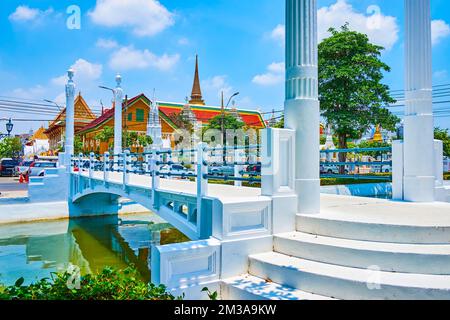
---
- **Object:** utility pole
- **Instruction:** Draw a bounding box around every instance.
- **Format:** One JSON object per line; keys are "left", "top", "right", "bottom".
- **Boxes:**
{"left": 123, "top": 95, "right": 129, "bottom": 150}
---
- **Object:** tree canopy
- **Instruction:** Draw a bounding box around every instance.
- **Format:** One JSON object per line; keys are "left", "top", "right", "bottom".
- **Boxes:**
{"left": 435, "top": 127, "right": 450, "bottom": 157}
{"left": 0, "top": 137, "right": 22, "bottom": 158}
{"left": 205, "top": 114, "right": 245, "bottom": 131}
{"left": 318, "top": 24, "right": 399, "bottom": 152}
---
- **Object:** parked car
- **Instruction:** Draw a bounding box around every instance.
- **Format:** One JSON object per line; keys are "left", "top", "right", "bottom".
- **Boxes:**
{"left": 371, "top": 164, "right": 392, "bottom": 173}
{"left": 159, "top": 164, "right": 194, "bottom": 178}
{"left": 0, "top": 159, "right": 20, "bottom": 177}
{"left": 320, "top": 164, "right": 349, "bottom": 175}
{"left": 15, "top": 160, "right": 33, "bottom": 176}
{"left": 26, "top": 161, "right": 57, "bottom": 177}
{"left": 208, "top": 165, "right": 235, "bottom": 176}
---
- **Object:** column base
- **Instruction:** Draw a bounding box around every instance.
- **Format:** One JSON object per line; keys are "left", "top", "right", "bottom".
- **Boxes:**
{"left": 404, "top": 176, "right": 435, "bottom": 202}
{"left": 295, "top": 178, "right": 320, "bottom": 214}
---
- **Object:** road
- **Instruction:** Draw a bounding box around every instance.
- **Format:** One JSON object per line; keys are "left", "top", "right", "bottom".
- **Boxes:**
{"left": 0, "top": 177, "right": 27, "bottom": 198}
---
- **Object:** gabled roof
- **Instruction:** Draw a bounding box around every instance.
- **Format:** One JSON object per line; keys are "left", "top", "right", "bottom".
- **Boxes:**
{"left": 77, "top": 93, "right": 150, "bottom": 134}
{"left": 157, "top": 102, "right": 266, "bottom": 129}
{"left": 45, "top": 94, "right": 96, "bottom": 134}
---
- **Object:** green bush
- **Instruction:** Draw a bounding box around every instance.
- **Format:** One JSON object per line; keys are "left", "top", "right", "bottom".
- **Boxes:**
{"left": 444, "top": 173, "right": 450, "bottom": 181}
{"left": 0, "top": 266, "right": 178, "bottom": 301}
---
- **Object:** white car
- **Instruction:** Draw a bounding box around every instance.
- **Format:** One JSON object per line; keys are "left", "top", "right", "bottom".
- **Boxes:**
{"left": 26, "top": 161, "right": 57, "bottom": 177}
{"left": 159, "top": 164, "right": 194, "bottom": 178}
{"left": 320, "top": 164, "right": 349, "bottom": 175}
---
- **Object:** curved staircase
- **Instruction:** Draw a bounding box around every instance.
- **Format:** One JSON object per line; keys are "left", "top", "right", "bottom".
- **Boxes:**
{"left": 223, "top": 197, "right": 450, "bottom": 300}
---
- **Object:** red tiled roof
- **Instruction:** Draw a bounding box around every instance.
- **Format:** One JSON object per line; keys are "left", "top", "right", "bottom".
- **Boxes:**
{"left": 78, "top": 93, "right": 148, "bottom": 133}
{"left": 158, "top": 103, "right": 266, "bottom": 129}
{"left": 78, "top": 94, "right": 266, "bottom": 134}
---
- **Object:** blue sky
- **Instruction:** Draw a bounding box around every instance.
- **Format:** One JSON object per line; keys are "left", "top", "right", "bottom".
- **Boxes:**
{"left": 0, "top": 0, "right": 449, "bottom": 134}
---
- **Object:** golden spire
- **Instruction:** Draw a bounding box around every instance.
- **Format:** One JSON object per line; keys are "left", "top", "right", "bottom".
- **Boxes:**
{"left": 189, "top": 54, "right": 205, "bottom": 105}
{"left": 373, "top": 125, "right": 383, "bottom": 142}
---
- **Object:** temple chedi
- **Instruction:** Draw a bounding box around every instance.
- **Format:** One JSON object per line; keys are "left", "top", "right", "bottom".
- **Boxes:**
{"left": 189, "top": 55, "right": 205, "bottom": 106}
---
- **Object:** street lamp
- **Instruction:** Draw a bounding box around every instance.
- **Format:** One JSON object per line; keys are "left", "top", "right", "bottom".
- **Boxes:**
{"left": 6, "top": 119, "right": 13, "bottom": 136}
{"left": 225, "top": 92, "right": 240, "bottom": 109}
{"left": 44, "top": 99, "right": 62, "bottom": 112}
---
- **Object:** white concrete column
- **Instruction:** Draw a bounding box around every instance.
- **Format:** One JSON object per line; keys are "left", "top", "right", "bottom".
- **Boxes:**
{"left": 403, "top": 0, "right": 435, "bottom": 202}
{"left": 114, "top": 75, "right": 123, "bottom": 156}
{"left": 65, "top": 69, "right": 75, "bottom": 168}
{"left": 284, "top": 0, "right": 320, "bottom": 213}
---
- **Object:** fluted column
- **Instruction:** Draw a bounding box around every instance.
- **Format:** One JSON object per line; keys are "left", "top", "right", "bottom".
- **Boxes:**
{"left": 114, "top": 75, "right": 123, "bottom": 156}
{"left": 403, "top": 0, "right": 435, "bottom": 202}
{"left": 65, "top": 69, "right": 75, "bottom": 168}
{"left": 284, "top": 0, "right": 320, "bottom": 213}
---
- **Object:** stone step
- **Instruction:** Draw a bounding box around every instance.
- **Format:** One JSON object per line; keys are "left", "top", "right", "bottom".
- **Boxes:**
{"left": 296, "top": 213, "right": 450, "bottom": 244}
{"left": 249, "top": 252, "right": 450, "bottom": 300}
{"left": 222, "top": 274, "right": 334, "bottom": 300}
{"left": 274, "top": 232, "right": 450, "bottom": 275}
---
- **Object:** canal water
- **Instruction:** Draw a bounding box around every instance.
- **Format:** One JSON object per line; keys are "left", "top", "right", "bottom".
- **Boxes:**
{"left": 0, "top": 213, "right": 189, "bottom": 286}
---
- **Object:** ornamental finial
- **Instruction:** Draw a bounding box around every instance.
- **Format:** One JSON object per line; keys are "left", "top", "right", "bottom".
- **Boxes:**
{"left": 68, "top": 68, "right": 74, "bottom": 81}
{"left": 115, "top": 74, "right": 122, "bottom": 87}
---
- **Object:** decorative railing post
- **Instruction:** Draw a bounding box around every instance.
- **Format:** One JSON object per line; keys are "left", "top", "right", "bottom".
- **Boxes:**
{"left": 123, "top": 150, "right": 130, "bottom": 190}
{"left": 196, "top": 143, "right": 208, "bottom": 237}
{"left": 151, "top": 149, "right": 161, "bottom": 208}
{"left": 103, "top": 152, "right": 110, "bottom": 185}
{"left": 261, "top": 128, "right": 297, "bottom": 234}
{"left": 89, "top": 152, "right": 95, "bottom": 179}
{"left": 234, "top": 147, "right": 244, "bottom": 187}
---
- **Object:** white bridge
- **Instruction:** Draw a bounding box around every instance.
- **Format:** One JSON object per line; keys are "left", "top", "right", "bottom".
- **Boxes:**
{"left": 33, "top": 0, "right": 450, "bottom": 299}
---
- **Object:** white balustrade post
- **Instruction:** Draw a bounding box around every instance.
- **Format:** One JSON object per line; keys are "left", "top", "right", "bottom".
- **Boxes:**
{"left": 65, "top": 69, "right": 75, "bottom": 170}
{"left": 435, "top": 140, "right": 444, "bottom": 187}
{"left": 77, "top": 153, "right": 83, "bottom": 177}
{"left": 123, "top": 151, "right": 130, "bottom": 189}
{"left": 145, "top": 153, "right": 152, "bottom": 176}
{"left": 392, "top": 140, "right": 404, "bottom": 200}
{"left": 196, "top": 143, "right": 209, "bottom": 235}
{"left": 261, "top": 128, "right": 297, "bottom": 233}
{"left": 403, "top": 0, "right": 435, "bottom": 202}
{"left": 103, "top": 152, "right": 110, "bottom": 184}
{"left": 284, "top": 0, "right": 320, "bottom": 213}
{"left": 89, "top": 152, "right": 95, "bottom": 179}
{"left": 234, "top": 148, "right": 244, "bottom": 187}
{"left": 151, "top": 149, "right": 161, "bottom": 208}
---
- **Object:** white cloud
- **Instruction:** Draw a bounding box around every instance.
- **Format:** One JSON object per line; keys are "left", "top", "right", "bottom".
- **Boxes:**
{"left": 202, "top": 76, "right": 234, "bottom": 101}
{"left": 109, "top": 46, "right": 180, "bottom": 71}
{"left": 270, "top": 24, "right": 285, "bottom": 45}
{"left": 10, "top": 85, "right": 46, "bottom": 100}
{"left": 432, "top": 20, "right": 450, "bottom": 45}
{"left": 9, "top": 5, "right": 53, "bottom": 23}
{"left": 89, "top": 0, "right": 174, "bottom": 37}
{"left": 96, "top": 38, "right": 119, "bottom": 49}
{"left": 51, "top": 59, "right": 103, "bottom": 86}
{"left": 252, "top": 62, "right": 285, "bottom": 86}
{"left": 269, "top": 0, "right": 399, "bottom": 51}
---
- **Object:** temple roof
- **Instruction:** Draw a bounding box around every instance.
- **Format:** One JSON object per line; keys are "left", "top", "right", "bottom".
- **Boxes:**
{"left": 77, "top": 93, "right": 266, "bottom": 134}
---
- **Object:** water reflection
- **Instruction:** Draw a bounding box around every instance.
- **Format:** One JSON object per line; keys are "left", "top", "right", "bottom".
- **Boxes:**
{"left": 0, "top": 213, "right": 189, "bottom": 286}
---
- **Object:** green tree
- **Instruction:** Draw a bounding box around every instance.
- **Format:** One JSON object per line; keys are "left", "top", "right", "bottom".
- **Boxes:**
{"left": 0, "top": 137, "right": 22, "bottom": 158}
{"left": 74, "top": 136, "right": 83, "bottom": 154}
{"left": 319, "top": 24, "right": 399, "bottom": 170}
{"left": 123, "top": 132, "right": 139, "bottom": 148}
{"left": 435, "top": 127, "right": 450, "bottom": 157}
{"left": 95, "top": 126, "right": 114, "bottom": 144}
{"left": 137, "top": 135, "right": 153, "bottom": 148}
{"left": 205, "top": 114, "right": 245, "bottom": 131}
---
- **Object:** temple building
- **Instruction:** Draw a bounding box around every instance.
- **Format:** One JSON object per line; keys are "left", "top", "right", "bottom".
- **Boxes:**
{"left": 45, "top": 94, "right": 96, "bottom": 151}
{"left": 75, "top": 56, "right": 266, "bottom": 154}
{"left": 23, "top": 126, "right": 50, "bottom": 157}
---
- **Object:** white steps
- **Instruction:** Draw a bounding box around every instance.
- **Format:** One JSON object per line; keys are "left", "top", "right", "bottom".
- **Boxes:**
{"left": 222, "top": 274, "right": 335, "bottom": 300}
{"left": 297, "top": 213, "right": 450, "bottom": 244}
{"left": 274, "top": 232, "right": 450, "bottom": 275}
{"left": 249, "top": 252, "right": 450, "bottom": 300}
